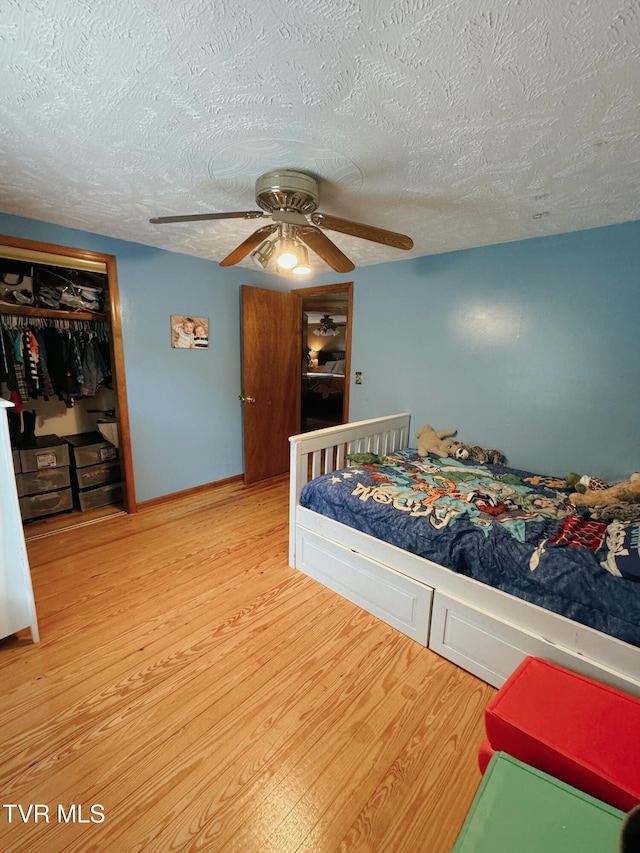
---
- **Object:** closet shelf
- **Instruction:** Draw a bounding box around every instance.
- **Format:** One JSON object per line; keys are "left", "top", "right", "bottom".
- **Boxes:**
{"left": 0, "top": 304, "right": 106, "bottom": 322}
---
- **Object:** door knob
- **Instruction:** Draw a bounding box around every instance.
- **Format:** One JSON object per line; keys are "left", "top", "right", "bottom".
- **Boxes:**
{"left": 238, "top": 395, "right": 256, "bottom": 403}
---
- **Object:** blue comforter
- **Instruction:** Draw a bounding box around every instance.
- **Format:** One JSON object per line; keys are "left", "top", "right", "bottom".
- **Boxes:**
{"left": 300, "top": 450, "right": 640, "bottom": 646}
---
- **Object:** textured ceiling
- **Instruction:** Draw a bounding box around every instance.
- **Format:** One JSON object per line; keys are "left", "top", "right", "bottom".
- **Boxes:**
{"left": 1, "top": 0, "right": 639, "bottom": 275}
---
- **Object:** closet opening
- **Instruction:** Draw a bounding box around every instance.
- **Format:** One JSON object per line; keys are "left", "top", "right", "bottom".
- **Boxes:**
{"left": 1, "top": 235, "right": 135, "bottom": 538}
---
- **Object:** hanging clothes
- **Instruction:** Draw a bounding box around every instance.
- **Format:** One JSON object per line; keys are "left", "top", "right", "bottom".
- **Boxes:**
{"left": 0, "top": 314, "right": 112, "bottom": 408}
{"left": 0, "top": 320, "right": 22, "bottom": 411}
{"left": 79, "top": 331, "right": 110, "bottom": 396}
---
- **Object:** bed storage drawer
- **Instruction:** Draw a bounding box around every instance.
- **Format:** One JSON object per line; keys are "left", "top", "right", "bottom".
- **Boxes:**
{"left": 428, "top": 591, "right": 640, "bottom": 696}
{"left": 295, "top": 527, "right": 432, "bottom": 644}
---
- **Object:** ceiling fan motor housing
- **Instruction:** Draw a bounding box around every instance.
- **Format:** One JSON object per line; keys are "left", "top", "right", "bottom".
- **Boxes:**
{"left": 255, "top": 170, "right": 319, "bottom": 214}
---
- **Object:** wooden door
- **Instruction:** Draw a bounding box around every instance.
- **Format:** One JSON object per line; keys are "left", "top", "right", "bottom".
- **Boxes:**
{"left": 240, "top": 285, "right": 300, "bottom": 484}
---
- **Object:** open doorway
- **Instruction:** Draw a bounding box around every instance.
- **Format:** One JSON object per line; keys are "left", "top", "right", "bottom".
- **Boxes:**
{"left": 294, "top": 282, "right": 353, "bottom": 433}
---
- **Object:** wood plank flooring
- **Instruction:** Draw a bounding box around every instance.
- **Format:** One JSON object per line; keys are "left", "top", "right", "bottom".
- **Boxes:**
{"left": 0, "top": 475, "right": 495, "bottom": 852}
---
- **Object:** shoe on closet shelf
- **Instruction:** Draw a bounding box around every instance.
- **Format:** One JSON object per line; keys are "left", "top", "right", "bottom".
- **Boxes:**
{"left": 35, "top": 285, "right": 62, "bottom": 309}
{"left": 13, "top": 288, "right": 34, "bottom": 305}
{"left": 60, "top": 289, "right": 100, "bottom": 312}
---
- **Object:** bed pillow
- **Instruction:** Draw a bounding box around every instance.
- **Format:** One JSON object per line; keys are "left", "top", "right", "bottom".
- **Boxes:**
{"left": 331, "top": 359, "right": 346, "bottom": 375}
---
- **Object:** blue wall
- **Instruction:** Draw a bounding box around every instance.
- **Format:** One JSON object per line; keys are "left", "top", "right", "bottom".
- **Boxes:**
{"left": 2, "top": 213, "right": 638, "bottom": 497}
{"left": 0, "top": 213, "right": 283, "bottom": 501}
{"left": 345, "top": 221, "right": 640, "bottom": 482}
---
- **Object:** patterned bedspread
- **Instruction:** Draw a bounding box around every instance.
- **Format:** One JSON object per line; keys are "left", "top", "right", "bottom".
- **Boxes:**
{"left": 300, "top": 449, "right": 640, "bottom": 646}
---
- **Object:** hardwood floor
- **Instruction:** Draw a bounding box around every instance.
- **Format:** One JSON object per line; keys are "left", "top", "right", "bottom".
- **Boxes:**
{"left": 1, "top": 475, "right": 495, "bottom": 852}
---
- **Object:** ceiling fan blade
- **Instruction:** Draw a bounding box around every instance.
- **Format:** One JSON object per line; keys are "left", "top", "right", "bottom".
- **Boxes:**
{"left": 150, "top": 211, "right": 265, "bottom": 224}
{"left": 298, "top": 226, "right": 355, "bottom": 273}
{"left": 219, "top": 223, "right": 278, "bottom": 267}
{"left": 310, "top": 212, "right": 413, "bottom": 250}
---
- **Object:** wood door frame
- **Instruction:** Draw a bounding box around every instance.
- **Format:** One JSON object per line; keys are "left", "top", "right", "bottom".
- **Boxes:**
{"left": 0, "top": 232, "right": 136, "bottom": 513}
{"left": 293, "top": 281, "right": 353, "bottom": 425}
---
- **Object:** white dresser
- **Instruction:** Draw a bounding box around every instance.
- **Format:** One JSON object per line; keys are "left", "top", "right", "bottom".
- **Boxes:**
{"left": 0, "top": 399, "right": 39, "bottom": 642}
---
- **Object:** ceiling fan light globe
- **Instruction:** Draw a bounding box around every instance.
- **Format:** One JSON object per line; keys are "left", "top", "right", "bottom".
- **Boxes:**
{"left": 250, "top": 239, "right": 275, "bottom": 269}
{"left": 251, "top": 251, "right": 267, "bottom": 269}
{"left": 291, "top": 244, "right": 311, "bottom": 275}
{"left": 277, "top": 250, "right": 299, "bottom": 270}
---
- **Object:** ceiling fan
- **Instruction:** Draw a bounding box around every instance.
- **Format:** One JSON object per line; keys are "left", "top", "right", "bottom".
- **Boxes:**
{"left": 150, "top": 170, "right": 414, "bottom": 275}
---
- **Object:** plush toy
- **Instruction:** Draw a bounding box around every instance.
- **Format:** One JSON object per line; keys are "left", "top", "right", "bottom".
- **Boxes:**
{"left": 346, "top": 452, "right": 390, "bottom": 466}
{"left": 453, "top": 441, "right": 505, "bottom": 465}
{"left": 588, "top": 503, "right": 640, "bottom": 524}
{"left": 564, "top": 472, "right": 609, "bottom": 494}
{"left": 570, "top": 473, "right": 640, "bottom": 507}
{"left": 416, "top": 425, "right": 457, "bottom": 458}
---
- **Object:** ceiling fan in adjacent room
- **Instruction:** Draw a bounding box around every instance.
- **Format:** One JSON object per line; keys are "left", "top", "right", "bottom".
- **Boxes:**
{"left": 150, "top": 170, "right": 414, "bottom": 275}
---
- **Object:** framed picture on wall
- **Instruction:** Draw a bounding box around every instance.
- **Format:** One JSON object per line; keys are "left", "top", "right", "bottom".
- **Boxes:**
{"left": 171, "top": 315, "right": 209, "bottom": 349}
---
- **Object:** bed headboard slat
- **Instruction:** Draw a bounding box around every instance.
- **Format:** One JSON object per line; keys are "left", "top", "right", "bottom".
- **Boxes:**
{"left": 289, "top": 414, "right": 412, "bottom": 567}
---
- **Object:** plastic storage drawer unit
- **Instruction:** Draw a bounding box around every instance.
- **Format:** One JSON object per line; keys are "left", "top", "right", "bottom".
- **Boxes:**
{"left": 19, "top": 435, "right": 69, "bottom": 472}
{"left": 16, "top": 466, "right": 71, "bottom": 497}
{"left": 20, "top": 488, "right": 73, "bottom": 520}
{"left": 73, "top": 459, "right": 121, "bottom": 491}
{"left": 63, "top": 431, "right": 121, "bottom": 512}
{"left": 78, "top": 481, "right": 123, "bottom": 511}
{"left": 63, "top": 432, "right": 118, "bottom": 468}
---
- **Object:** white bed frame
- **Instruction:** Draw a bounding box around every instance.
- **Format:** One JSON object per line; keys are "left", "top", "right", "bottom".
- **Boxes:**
{"left": 289, "top": 413, "right": 640, "bottom": 697}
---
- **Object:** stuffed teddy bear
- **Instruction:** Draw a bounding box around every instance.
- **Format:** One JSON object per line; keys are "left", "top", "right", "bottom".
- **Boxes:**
{"left": 452, "top": 441, "right": 505, "bottom": 465}
{"left": 416, "top": 424, "right": 458, "bottom": 457}
{"left": 570, "top": 473, "right": 640, "bottom": 507}
{"left": 564, "top": 472, "right": 609, "bottom": 493}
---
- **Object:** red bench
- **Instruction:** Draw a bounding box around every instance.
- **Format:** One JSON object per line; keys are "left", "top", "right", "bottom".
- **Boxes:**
{"left": 478, "top": 657, "right": 640, "bottom": 812}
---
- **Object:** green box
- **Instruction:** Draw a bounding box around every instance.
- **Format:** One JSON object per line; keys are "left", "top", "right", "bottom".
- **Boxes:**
{"left": 452, "top": 752, "right": 624, "bottom": 852}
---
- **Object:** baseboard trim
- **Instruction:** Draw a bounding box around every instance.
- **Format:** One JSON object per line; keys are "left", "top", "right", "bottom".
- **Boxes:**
{"left": 138, "top": 475, "right": 244, "bottom": 511}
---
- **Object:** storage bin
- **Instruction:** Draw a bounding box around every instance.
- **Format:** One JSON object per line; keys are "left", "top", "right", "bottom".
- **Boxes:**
{"left": 16, "top": 466, "right": 71, "bottom": 498}
{"left": 482, "top": 656, "right": 640, "bottom": 812}
{"left": 63, "top": 431, "right": 118, "bottom": 468}
{"left": 73, "top": 459, "right": 121, "bottom": 491}
{"left": 19, "top": 435, "right": 70, "bottom": 473}
{"left": 20, "top": 488, "right": 73, "bottom": 521}
{"left": 452, "top": 752, "right": 624, "bottom": 852}
{"left": 78, "top": 481, "right": 123, "bottom": 512}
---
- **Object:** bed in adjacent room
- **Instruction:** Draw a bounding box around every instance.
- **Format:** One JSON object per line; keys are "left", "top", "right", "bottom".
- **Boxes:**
{"left": 301, "top": 352, "right": 346, "bottom": 426}
{"left": 289, "top": 413, "right": 640, "bottom": 696}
